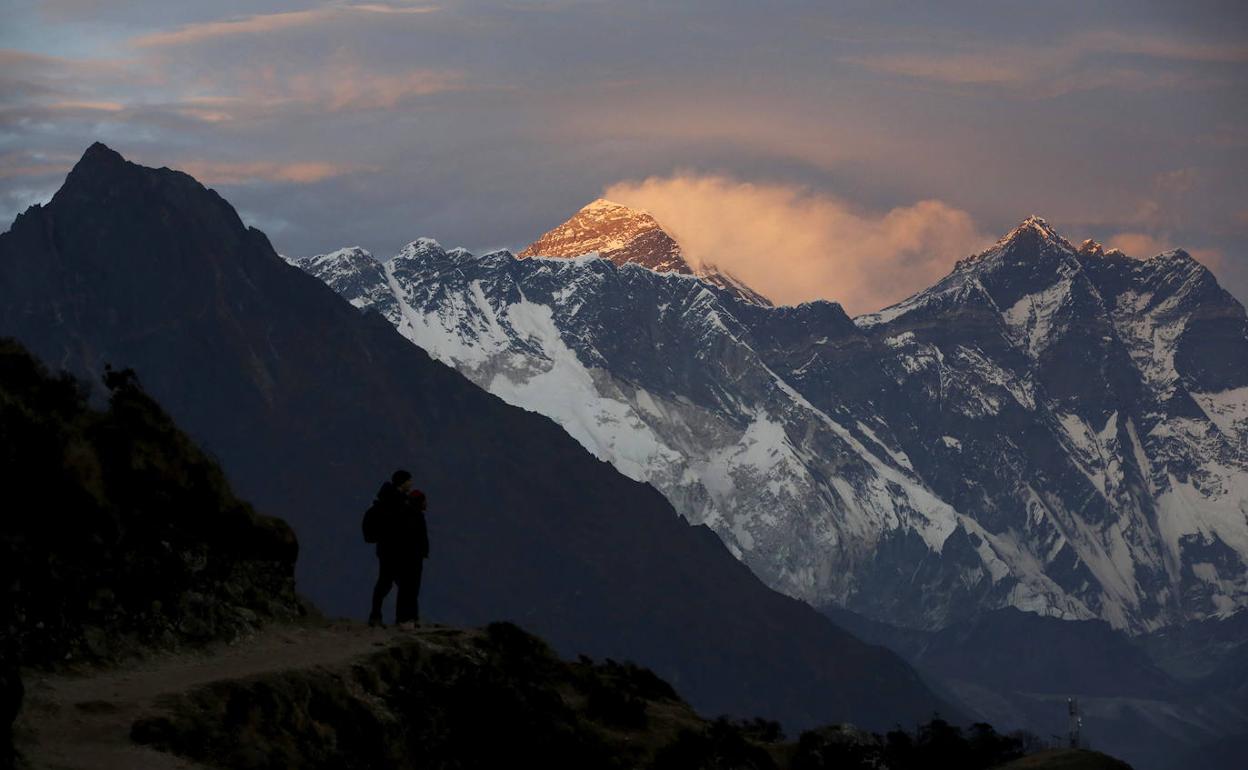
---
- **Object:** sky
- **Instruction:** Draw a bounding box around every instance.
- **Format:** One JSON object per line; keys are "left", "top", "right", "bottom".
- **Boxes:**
{"left": 2, "top": 0, "right": 1246, "bottom": 314}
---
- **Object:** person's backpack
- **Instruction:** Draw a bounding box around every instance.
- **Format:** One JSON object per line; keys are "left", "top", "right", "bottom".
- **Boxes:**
{"left": 362, "top": 500, "right": 386, "bottom": 544}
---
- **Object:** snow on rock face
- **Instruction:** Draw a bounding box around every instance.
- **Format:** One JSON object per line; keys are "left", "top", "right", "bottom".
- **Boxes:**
{"left": 519, "top": 199, "right": 771, "bottom": 307}
{"left": 294, "top": 241, "right": 966, "bottom": 618}
{"left": 848, "top": 216, "right": 1248, "bottom": 631}
{"left": 519, "top": 198, "right": 688, "bottom": 273}
{"left": 295, "top": 216, "right": 1248, "bottom": 634}
{"left": 290, "top": 247, "right": 398, "bottom": 319}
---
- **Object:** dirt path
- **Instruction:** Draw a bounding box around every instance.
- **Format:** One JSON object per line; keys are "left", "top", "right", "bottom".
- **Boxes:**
{"left": 14, "top": 621, "right": 470, "bottom": 770}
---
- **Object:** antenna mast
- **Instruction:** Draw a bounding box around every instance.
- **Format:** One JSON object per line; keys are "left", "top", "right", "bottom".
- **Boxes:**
{"left": 1067, "top": 697, "right": 1082, "bottom": 749}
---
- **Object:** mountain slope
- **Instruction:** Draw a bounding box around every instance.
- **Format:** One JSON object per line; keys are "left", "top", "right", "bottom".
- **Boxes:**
{"left": 520, "top": 198, "right": 689, "bottom": 273}
{"left": 853, "top": 217, "right": 1248, "bottom": 631}
{"left": 822, "top": 603, "right": 1248, "bottom": 770}
{"left": 296, "top": 238, "right": 965, "bottom": 613}
{"left": 298, "top": 216, "right": 1248, "bottom": 634}
{"left": 0, "top": 143, "right": 949, "bottom": 731}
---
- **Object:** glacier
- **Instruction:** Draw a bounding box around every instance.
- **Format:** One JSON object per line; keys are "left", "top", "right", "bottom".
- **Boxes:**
{"left": 290, "top": 215, "right": 1248, "bottom": 633}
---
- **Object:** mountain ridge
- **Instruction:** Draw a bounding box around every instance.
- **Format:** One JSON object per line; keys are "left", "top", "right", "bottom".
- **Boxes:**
{"left": 519, "top": 198, "right": 689, "bottom": 274}
{"left": 298, "top": 213, "right": 1248, "bottom": 635}
{"left": 518, "top": 198, "right": 772, "bottom": 306}
{"left": 0, "top": 143, "right": 952, "bottom": 733}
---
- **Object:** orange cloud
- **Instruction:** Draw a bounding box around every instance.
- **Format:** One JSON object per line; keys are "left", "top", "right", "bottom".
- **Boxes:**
{"left": 282, "top": 67, "right": 460, "bottom": 111}
{"left": 44, "top": 100, "right": 125, "bottom": 112}
{"left": 603, "top": 174, "right": 991, "bottom": 315}
{"left": 174, "top": 160, "right": 371, "bottom": 185}
{"left": 1107, "top": 231, "right": 1224, "bottom": 268}
{"left": 161, "top": 60, "right": 462, "bottom": 117}
{"left": 133, "top": 4, "right": 439, "bottom": 48}
{"left": 174, "top": 107, "right": 234, "bottom": 123}
{"left": 0, "top": 151, "right": 76, "bottom": 180}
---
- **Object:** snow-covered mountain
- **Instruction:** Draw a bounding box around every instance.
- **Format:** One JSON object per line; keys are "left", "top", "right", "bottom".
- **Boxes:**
{"left": 292, "top": 213, "right": 1248, "bottom": 634}
{"left": 519, "top": 198, "right": 771, "bottom": 305}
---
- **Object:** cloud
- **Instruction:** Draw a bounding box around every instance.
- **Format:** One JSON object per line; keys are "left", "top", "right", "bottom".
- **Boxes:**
{"left": 141, "top": 54, "right": 463, "bottom": 119}
{"left": 44, "top": 100, "right": 125, "bottom": 112}
{"left": 271, "top": 65, "right": 461, "bottom": 112}
{"left": 173, "top": 160, "right": 371, "bottom": 185}
{"left": 1117, "top": 167, "right": 1212, "bottom": 234}
{"left": 1073, "top": 30, "right": 1248, "bottom": 64}
{"left": 846, "top": 30, "right": 1245, "bottom": 96}
{"left": 847, "top": 52, "right": 1029, "bottom": 86}
{"left": 0, "top": 150, "right": 76, "bottom": 180}
{"left": 1107, "top": 231, "right": 1224, "bottom": 268}
{"left": 0, "top": 49, "right": 141, "bottom": 95}
{"left": 2, "top": 3, "right": 1244, "bottom": 306}
{"left": 603, "top": 174, "right": 991, "bottom": 315}
{"left": 169, "top": 65, "right": 462, "bottom": 119}
{"left": 132, "top": 3, "right": 439, "bottom": 48}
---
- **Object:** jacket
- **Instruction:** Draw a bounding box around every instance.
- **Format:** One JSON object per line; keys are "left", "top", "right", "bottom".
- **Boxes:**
{"left": 374, "top": 481, "right": 429, "bottom": 560}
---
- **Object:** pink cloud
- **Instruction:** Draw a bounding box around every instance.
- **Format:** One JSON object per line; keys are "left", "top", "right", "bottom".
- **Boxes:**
{"left": 0, "top": 151, "right": 76, "bottom": 180}
{"left": 173, "top": 160, "right": 372, "bottom": 185}
{"left": 132, "top": 4, "right": 439, "bottom": 48}
{"left": 147, "top": 55, "right": 463, "bottom": 119}
{"left": 44, "top": 100, "right": 125, "bottom": 112}
{"left": 603, "top": 174, "right": 991, "bottom": 315}
{"left": 281, "top": 66, "right": 461, "bottom": 112}
{"left": 846, "top": 30, "right": 1245, "bottom": 96}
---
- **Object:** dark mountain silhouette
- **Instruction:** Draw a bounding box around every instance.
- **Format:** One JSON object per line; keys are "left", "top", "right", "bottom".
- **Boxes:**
{"left": 1139, "top": 607, "right": 1248, "bottom": 681}
{"left": 0, "top": 335, "right": 1029, "bottom": 769}
{"left": 911, "top": 608, "right": 1177, "bottom": 699}
{"left": 0, "top": 143, "right": 950, "bottom": 731}
{"left": 821, "top": 603, "right": 1248, "bottom": 770}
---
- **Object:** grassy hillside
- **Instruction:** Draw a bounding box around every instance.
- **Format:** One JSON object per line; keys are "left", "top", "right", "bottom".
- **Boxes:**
{"left": 0, "top": 337, "right": 302, "bottom": 668}
{"left": 995, "top": 748, "right": 1134, "bottom": 769}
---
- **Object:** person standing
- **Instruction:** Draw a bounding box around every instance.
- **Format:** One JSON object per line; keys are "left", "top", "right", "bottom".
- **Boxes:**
{"left": 367, "top": 469, "right": 429, "bottom": 628}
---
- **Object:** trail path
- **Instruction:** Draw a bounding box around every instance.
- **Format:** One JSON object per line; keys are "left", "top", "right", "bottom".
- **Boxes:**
{"left": 14, "top": 621, "right": 468, "bottom": 770}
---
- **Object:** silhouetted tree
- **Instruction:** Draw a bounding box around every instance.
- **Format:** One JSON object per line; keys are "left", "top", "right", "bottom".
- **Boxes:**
{"left": 650, "top": 717, "right": 778, "bottom": 770}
